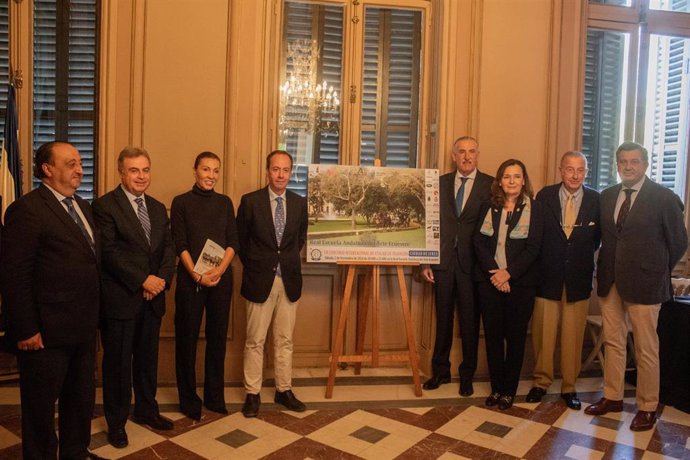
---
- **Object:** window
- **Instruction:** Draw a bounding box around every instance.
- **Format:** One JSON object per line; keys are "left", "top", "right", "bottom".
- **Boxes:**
{"left": 277, "top": 0, "right": 428, "bottom": 196}
{"left": 582, "top": 0, "right": 690, "bottom": 198}
{"left": 33, "top": 0, "right": 99, "bottom": 200}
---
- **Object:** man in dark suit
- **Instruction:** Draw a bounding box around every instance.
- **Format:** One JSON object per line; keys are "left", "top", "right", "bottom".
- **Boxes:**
{"left": 0, "top": 142, "right": 104, "bottom": 459}
{"left": 526, "top": 151, "right": 600, "bottom": 410}
{"left": 421, "top": 136, "right": 493, "bottom": 396}
{"left": 93, "top": 147, "right": 176, "bottom": 448}
{"left": 237, "top": 150, "right": 308, "bottom": 418}
{"left": 585, "top": 142, "right": 687, "bottom": 431}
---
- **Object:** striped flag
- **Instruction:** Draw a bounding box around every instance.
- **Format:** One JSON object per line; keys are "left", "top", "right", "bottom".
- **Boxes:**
{"left": 1, "top": 83, "right": 21, "bottom": 223}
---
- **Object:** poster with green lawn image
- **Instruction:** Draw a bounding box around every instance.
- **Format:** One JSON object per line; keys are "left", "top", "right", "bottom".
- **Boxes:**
{"left": 306, "top": 165, "right": 440, "bottom": 263}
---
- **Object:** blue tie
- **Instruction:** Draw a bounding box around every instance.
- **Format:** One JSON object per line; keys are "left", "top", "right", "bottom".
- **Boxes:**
{"left": 275, "top": 196, "right": 285, "bottom": 276}
{"left": 134, "top": 197, "right": 151, "bottom": 245}
{"left": 63, "top": 197, "right": 95, "bottom": 253}
{"left": 455, "top": 177, "right": 468, "bottom": 216}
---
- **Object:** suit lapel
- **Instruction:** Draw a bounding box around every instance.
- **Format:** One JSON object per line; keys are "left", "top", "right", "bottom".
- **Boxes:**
{"left": 38, "top": 185, "right": 94, "bottom": 256}
{"left": 624, "top": 177, "right": 650, "bottom": 226}
{"left": 441, "top": 173, "right": 456, "bottom": 218}
{"left": 113, "top": 186, "right": 150, "bottom": 251}
{"left": 545, "top": 186, "right": 565, "bottom": 237}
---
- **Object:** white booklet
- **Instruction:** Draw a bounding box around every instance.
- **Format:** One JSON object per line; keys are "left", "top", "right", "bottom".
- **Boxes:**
{"left": 193, "top": 239, "right": 225, "bottom": 274}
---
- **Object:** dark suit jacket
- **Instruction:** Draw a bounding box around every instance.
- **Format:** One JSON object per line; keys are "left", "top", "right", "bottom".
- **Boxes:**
{"left": 597, "top": 177, "right": 687, "bottom": 305}
{"left": 0, "top": 184, "right": 100, "bottom": 347}
{"left": 473, "top": 197, "right": 543, "bottom": 286}
{"left": 536, "top": 184, "right": 601, "bottom": 302}
{"left": 434, "top": 170, "right": 493, "bottom": 272}
{"left": 237, "top": 187, "right": 308, "bottom": 303}
{"left": 93, "top": 186, "right": 175, "bottom": 320}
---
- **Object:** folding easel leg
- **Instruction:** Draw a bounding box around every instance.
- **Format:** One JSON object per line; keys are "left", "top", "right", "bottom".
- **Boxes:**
{"left": 326, "top": 265, "right": 356, "bottom": 398}
{"left": 355, "top": 267, "right": 371, "bottom": 375}
{"left": 397, "top": 266, "right": 422, "bottom": 396}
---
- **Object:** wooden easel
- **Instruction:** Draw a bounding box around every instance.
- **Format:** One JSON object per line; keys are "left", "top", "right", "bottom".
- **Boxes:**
{"left": 325, "top": 261, "right": 422, "bottom": 398}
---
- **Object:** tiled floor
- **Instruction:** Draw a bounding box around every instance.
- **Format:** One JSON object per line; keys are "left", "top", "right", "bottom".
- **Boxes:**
{"left": 0, "top": 368, "right": 689, "bottom": 459}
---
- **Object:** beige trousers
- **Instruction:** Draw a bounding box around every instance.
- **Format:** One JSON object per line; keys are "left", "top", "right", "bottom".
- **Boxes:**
{"left": 243, "top": 277, "right": 298, "bottom": 394}
{"left": 531, "top": 289, "right": 589, "bottom": 393}
{"left": 600, "top": 283, "right": 660, "bottom": 411}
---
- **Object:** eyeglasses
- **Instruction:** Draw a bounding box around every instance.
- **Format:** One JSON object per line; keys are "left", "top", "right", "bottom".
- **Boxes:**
{"left": 561, "top": 167, "right": 587, "bottom": 176}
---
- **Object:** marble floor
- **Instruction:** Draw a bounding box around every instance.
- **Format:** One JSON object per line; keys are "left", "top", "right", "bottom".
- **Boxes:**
{"left": 0, "top": 368, "right": 689, "bottom": 459}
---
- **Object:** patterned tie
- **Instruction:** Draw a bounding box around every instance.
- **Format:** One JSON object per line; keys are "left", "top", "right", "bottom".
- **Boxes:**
{"left": 134, "top": 197, "right": 152, "bottom": 244}
{"left": 616, "top": 188, "right": 634, "bottom": 233}
{"left": 63, "top": 197, "right": 95, "bottom": 253}
{"left": 455, "top": 177, "right": 469, "bottom": 217}
{"left": 563, "top": 193, "right": 575, "bottom": 238}
{"left": 275, "top": 196, "right": 285, "bottom": 276}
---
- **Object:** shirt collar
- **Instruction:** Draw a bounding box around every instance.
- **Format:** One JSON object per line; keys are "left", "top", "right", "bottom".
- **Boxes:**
{"left": 43, "top": 182, "right": 70, "bottom": 202}
{"left": 268, "top": 187, "right": 286, "bottom": 202}
{"left": 120, "top": 184, "right": 145, "bottom": 204}
{"left": 559, "top": 183, "right": 583, "bottom": 199}
{"left": 455, "top": 168, "right": 477, "bottom": 181}
{"left": 622, "top": 176, "right": 645, "bottom": 192}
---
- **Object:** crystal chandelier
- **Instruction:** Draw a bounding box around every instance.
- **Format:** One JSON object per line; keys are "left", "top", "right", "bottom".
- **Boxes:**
{"left": 279, "top": 39, "right": 340, "bottom": 138}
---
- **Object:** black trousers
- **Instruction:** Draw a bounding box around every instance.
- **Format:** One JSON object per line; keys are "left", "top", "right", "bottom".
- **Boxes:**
{"left": 101, "top": 303, "right": 162, "bottom": 431}
{"left": 430, "top": 257, "right": 480, "bottom": 381}
{"left": 478, "top": 281, "right": 536, "bottom": 396}
{"left": 174, "top": 271, "right": 232, "bottom": 414}
{"left": 18, "top": 340, "right": 96, "bottom": 460}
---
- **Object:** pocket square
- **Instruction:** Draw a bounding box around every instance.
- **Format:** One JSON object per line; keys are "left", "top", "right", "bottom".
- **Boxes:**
{"left": 588, "top": 221, "right": 596, "bottom": 226}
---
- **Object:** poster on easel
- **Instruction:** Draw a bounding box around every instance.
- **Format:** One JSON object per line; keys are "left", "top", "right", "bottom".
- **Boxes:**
{"left": 306, "top": 164, "right": 440, "bottom": 264}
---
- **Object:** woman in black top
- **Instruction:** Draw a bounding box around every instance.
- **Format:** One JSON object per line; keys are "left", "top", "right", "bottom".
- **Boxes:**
{"left": 473, "top": 159, "right": 543, "bottom": 410}
{"left": 171, "top": 151, "right": 239, "bottom": 420}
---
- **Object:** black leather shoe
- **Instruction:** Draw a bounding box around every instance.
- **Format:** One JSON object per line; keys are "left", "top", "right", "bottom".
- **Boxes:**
{"left": 423, "top": 375, "right": 451, "bottom": 390}
{"left": 485, "top": 392, "right": 501, "bottom": 407}
{"left": 131, "top": 413, "right": 174, "bottom": 431}
{"left": 275, "top": 389, "right": 306, "bottom": 412}
{"left": 242, "top": 393, "right": 261, "bottom": 418}
{"left": 526, "top": 387, "right": 546, "bottom": 403}
{"left": 498, "top": 395, "right": 514, "bottom": 410}
{"left": 459, "top": 380, "right": 474, "bottom": 397}
{"left": 204, "top": 403, "right": 228, "bottom": 415}
{"left": 107, "top": 427, "right": 128, "bottom": 448}
{"left": 561, "top": 392, "right": 582, "bottom": 410}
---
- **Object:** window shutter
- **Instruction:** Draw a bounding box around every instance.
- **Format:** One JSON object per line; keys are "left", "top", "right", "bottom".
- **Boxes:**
{"left": 582, "top": 29, "right": 626, "bottom": 190}
{"left": 33, "top": 0, "right": 98, "bottom": 200}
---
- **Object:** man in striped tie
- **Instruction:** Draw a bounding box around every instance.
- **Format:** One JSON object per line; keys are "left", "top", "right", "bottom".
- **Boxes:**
{"left": 93, "top": 147, "right": 176, "bottom": 448}
{"left": 237, "top": 150, "right": 308, "bottom": 418}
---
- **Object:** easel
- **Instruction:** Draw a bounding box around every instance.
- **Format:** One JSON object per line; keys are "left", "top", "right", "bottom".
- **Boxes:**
{"left": 325, "top": 261, "right": 423, "bottom": 398}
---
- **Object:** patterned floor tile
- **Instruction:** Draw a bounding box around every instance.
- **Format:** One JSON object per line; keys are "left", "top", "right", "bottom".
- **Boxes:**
{"left": 435, "top": 405, "right": 551, "bottom": 458}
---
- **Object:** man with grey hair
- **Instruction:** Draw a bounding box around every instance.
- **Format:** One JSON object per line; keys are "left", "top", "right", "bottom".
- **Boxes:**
{"left": 526, "top": 151, "right": 600, "bottom": 410}
{"left": 585, "top": 141, "right": 687, "bottom": 431}
{"left": 421, "top": 136, "right": 493, "bottom": 396}
{"left": 93, "top": 146, "right": 176, "bottom": 447}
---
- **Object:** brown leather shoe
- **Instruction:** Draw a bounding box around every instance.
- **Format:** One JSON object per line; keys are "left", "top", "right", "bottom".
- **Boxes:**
{"left": 584, "top": 397, "right": 624, "bottom": 416}
{"left": 630, "top": 410, "right": 656, "bottom": 431}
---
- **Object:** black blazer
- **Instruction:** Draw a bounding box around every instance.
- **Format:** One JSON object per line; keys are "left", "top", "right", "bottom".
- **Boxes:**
{"left": 237, "top": 187, "right": 308, "bottom": 303}
{"left": 0, "top": 184, "right": 100, "bottom": 347}
{"left": 597, "top": 177, "right": 687, "bottom": 305}
{"left": 473, "top": 197, "right": 543, "bottom": 286}
{"left": 434, "top": 170, "right": 493, "bottom": 272}
{"left": 93, "top": 186, "right": 175, "bottom": 320}
{"left": 536, "top": 184, "right": 601, "bottom": 302}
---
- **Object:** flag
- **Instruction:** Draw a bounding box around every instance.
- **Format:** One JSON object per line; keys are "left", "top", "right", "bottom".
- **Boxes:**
{"left": 1, "top": 83, "right": 21, "bottom": 223}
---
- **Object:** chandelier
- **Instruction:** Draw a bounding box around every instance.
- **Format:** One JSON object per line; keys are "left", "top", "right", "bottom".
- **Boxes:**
{"left": 279, "top": 39, "right": 340, "bottom": 138}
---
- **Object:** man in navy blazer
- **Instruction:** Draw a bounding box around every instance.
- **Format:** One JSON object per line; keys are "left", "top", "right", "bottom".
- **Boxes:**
{"left": 526, "top": 151, "right": 600, "bottom": 410}
{"left": 0, "top": 142, "right": 104, "bottom": 459}
{"left": 421, "top": 136, "right": 493, "bottom": 396}
{"left": 585, "top": 142, "right": 687, "bottom": 431}
{"left": 93, "top": 147, "right": 176, "bottom": 447}
{"left": 237, "top": 150, "right": 308, "bottom": 417}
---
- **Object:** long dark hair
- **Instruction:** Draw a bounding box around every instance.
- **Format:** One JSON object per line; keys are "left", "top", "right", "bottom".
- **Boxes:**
{"left": 490, "top": 159, "right": 534, "bottom": 208}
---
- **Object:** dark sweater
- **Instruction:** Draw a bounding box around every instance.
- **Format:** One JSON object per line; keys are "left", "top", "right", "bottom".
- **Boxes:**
{"left": 170, "top": 185, "right": 240, "bottom": 272}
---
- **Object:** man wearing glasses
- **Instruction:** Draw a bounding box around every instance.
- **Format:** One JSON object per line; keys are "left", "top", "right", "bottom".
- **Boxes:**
{"left": 526, "top": 151, "right": 600, "bottom": 410}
